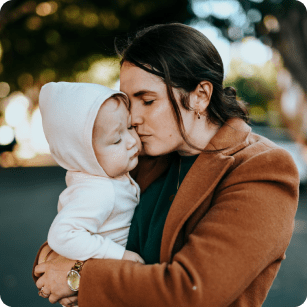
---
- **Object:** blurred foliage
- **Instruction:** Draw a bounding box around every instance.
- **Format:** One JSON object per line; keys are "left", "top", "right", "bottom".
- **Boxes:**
{"left": 201, "top": 0, "right": 302, "bottom": 41}
{"left": 195, "top": 0, "right": 307, "bottom": 96}
{"left": 225, "top": 59, "right": 278, "bottom": 105}
{"left": 225, "top": 58, "right": 281, "bottom": 124}
{"left": 229, "top": 76, "right": 275, "bottom": 107}
{"left": 0, "top": 0, "right": 194, "bottom": 93}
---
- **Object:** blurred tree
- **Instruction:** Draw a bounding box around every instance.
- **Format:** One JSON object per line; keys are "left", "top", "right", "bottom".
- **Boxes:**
{"left": 192, "top": 0, "right": 307, "bottom": 141}
{"left": 0, "top": 0, "right": 194, "bottom": 93}
{"left": 194, "top": 0, "right": 307, "bottom": 97}
{"left": 225, "top": 58, "right": 281, "bottom": 125}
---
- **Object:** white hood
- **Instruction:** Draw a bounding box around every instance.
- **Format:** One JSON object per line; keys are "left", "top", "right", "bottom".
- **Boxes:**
{"left": 39, "top": 82, "right": 126, "bottom": 177}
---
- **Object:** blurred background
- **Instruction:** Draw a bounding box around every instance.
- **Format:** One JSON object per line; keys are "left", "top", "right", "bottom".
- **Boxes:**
{"left": 0, "top": 0, "right": 307, "bottom": 306}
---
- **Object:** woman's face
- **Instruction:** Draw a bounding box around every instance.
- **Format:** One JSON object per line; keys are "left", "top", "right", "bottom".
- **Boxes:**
{"left": 119, "top": 62, "right": 186, "bottom": 156}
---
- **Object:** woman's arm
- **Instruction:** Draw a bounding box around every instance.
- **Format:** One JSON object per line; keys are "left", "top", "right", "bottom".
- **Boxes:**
{"left": 34, "top": 248, "right": 77, "bottom": 304}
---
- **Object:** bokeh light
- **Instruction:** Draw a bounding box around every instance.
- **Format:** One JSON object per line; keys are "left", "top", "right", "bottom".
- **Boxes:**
{"left": 100, "top": 11, "right": 120, "bottom": 30}
{"left": 247, "top": 9, "right": 262, "bottom": 23}
{"left": 26, "top": 16, "right": 42, "bottom": 31}
{"left": 39, "top": 69, "right": 57, "bottom": 83}
{"left": 17, "top": 73, "right": 34, "bottom": 90}
{"left": 5, "top": 93, "right": 30, "bottom": 127}
{"left": 263, "top": 15, "right": 280, "bottom": 33}
{"left": 281, "top": 84, "right": 303, "bottom": 119}
{"left": 240, "top": 37, "right": 272, "bottom": 65}
{"left": 0, "top": 82, "right": 10, "bottom": 98}
{"left": 83, "top": 12, "right": 99, "bottom": 28}
{"left": 192, "top": 0, "right": 240, "bottom": 19}
{"left": 76, "top": 58, "right": 120, "bottom": 88}
{"left": 45, "top": 30, "right": 61, "bottom": 45}
{"left": 228, "top": 26, "right": 244, "bottom": 40}
{"left": 36, "top": 1, "right": 58, "bottom": 17}
{"left": 30, "top": 107, "right": 50, "bottom": 153}
{"left": 0, "top": 125, "right": 14, "bottom": 146}
{"left": 64, "top": 5, "right": 81, "bottom": 23}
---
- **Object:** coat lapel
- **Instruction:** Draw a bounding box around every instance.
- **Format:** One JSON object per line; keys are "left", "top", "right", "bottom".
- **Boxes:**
{"left": 160, "top": 119, "right": 251, "bottom": 262}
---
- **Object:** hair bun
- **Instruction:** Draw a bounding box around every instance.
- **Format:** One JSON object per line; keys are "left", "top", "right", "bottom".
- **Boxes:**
{"left": 223, "top": 86, "right": 236, "bottom": 97}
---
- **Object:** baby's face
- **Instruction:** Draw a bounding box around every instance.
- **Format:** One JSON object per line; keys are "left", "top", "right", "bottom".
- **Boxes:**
{"left": 92, "top": 97, "right": 141, "bottom": 177}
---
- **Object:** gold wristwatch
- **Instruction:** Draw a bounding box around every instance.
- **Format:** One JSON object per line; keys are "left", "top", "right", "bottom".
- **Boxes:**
{"left": 67, "top": 260, "right": 85, "bottom": 291}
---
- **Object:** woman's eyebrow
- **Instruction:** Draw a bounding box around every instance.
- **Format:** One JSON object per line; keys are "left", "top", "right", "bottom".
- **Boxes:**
{"left": 133, "top": 90, "right": 156, "bottom": 97}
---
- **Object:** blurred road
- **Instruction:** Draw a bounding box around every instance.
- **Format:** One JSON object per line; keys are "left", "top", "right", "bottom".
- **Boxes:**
{"left": 0, "top": 166, "right": 306, "bottom": 307}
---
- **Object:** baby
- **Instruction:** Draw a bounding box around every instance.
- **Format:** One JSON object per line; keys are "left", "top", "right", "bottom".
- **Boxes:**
{"left": 39, "top": 82, "right": 144, "bottom": 263}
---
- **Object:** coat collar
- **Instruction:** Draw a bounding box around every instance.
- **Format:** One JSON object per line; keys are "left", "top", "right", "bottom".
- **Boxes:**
{"left": 160, "top": 118, "right": 252, "bottom": 262}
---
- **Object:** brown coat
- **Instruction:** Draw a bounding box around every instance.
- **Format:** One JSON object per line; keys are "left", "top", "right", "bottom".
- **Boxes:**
{"left": 34, "top": 118, "right": 300, "bottom": 307}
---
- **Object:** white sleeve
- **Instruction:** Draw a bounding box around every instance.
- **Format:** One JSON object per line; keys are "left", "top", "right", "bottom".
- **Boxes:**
{"left": 47, "top": 180, "right": 125, "bottom": 261}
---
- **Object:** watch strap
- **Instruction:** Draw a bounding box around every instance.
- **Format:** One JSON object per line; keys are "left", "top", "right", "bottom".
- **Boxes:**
{"left": 71, "top": 260, "right": 85, "bottom": 274}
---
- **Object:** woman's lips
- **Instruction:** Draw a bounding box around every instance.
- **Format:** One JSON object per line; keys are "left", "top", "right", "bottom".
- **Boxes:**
{"left": 139, "top": 134, "right": 151, "bottom": 141}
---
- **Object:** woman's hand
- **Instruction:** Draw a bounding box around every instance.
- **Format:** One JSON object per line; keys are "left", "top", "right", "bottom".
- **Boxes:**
{"left": 58, "top": 295, "right": 78, "bottom": 307}
{"left": 34, "top": 251, "right": 77, "bottom": 304}
{"left": 122, "top": 250, "right": 145, "bottom": 264}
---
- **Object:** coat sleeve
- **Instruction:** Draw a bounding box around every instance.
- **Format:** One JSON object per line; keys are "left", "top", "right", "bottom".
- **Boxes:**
{"left": 47, "top": 180, "right": 125, "bottom": 261}
{"left": 78, "top": 148, "right": 299, "bottom": 307}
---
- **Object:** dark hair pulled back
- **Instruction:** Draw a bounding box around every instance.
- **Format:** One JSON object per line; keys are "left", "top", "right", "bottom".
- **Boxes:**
{"left": 115, "top": 23, "right": 249, "bottom": 150}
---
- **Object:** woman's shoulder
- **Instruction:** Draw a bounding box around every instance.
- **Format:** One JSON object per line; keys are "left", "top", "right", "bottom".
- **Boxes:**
{"left": 197, "top": 119, "right": 300, "bottom": 190}
{"left": 234, "top": 127, "right": 298, "bottom": 169}
{"left": 210, "top": 119, "right": 298, "bottom": 169}
{"left": 215, "top": 128, "right": 300, "bottom": 194}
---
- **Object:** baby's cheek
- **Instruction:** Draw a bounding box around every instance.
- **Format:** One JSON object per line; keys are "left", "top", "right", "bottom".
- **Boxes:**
{"left": 110, "top": 148, "right": 126, "bottom": 162}
{"left": 136, "top": 137, "right": 142, "bottom": 152}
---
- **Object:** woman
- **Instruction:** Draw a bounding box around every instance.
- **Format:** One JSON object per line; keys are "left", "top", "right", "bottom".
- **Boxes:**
{"left": 33, "top": 23, "right": 299, "bottom": 307}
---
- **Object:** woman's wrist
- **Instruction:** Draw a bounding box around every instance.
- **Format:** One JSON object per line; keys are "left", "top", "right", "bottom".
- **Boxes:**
{"left": 67, "top": 260, "right": 86, "bottom": 291}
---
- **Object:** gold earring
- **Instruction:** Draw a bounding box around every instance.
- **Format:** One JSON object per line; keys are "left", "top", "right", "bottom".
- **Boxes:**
{"left": 195, "top": 110, "right": 201, "bottom": 119}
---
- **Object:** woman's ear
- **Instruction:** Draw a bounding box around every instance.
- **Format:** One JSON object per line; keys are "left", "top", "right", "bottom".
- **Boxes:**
{"left": 190, "top": 81, "right": 213, "bottom": 114}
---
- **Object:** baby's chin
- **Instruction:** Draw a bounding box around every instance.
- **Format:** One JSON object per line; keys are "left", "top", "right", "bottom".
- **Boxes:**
{"left": 129, "top": 156, "right": 139, "bottom": 172}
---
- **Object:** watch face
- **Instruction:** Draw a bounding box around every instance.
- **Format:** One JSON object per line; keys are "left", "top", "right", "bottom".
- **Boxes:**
{"left": 67, "top": 270, "right": 80, "bottom": 291}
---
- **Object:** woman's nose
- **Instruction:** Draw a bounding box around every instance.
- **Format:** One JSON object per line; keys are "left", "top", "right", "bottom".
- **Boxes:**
{"left": 130, "top": 103, "right": 143, "bottom": 127}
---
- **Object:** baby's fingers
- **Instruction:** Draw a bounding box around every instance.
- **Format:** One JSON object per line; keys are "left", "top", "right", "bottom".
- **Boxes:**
{"left": 136, "top": 256, "right": 145, "bottom": 264}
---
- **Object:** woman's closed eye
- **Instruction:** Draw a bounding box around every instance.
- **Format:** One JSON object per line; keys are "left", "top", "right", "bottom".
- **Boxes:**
{"left": 114, "top": 138, "right": 122, "bottom": 144}
{"left": 143, "top": 100, "right": 155, "bottom": 106}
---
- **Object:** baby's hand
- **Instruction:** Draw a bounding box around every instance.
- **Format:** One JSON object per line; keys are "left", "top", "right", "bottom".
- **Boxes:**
{"left": 122, "top": 250, "right": 145, "bottom": 264}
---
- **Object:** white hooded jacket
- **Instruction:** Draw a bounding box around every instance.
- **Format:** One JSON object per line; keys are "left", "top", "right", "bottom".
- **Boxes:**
{"left": 39, "top": 82, "right": 140, "bottom": 260}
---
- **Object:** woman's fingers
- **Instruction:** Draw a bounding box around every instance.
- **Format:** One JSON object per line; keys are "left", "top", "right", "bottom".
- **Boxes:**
{"left": 36, "top": 274, "right": 46, "bottom": 290}
{"left": 48, "top": 293, "right": 59, "bottom": 304}
{"left": 59, "top": 295, "right": 78, "bottom": 306}
{"left": 35, "top": 253, "right": 76, "bottom": 302}
{"left": 34, "top": 262, "right": 47, "bottom": 277}
{"left": 49, "top": 293, "right": 78, "bottom": 305}
{"left": 38, "top": 286, "right": 51, "bottom": 298}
